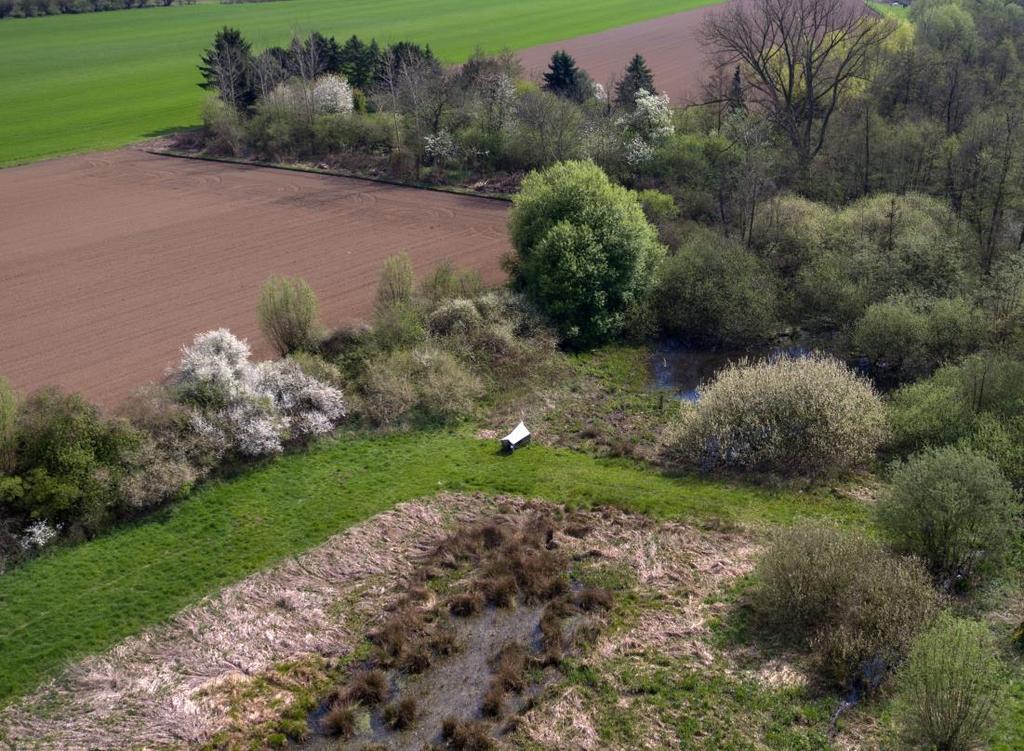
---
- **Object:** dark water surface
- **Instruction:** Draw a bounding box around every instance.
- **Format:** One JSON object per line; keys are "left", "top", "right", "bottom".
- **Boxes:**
{"left": 648, "top": 340, "right": 814, "bottom": 401}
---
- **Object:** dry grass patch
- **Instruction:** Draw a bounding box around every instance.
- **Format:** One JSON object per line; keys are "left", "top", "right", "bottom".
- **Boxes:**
{"left": 0, "top": 493, "right": 764, "bottom": 750}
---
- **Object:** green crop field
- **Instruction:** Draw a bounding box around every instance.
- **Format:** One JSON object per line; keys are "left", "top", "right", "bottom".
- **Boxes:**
{"left": 868, "top": 1, "right": 909, "bottom": 17}
{"left": 0, "top": 0, "right": 720, "bottom": 167}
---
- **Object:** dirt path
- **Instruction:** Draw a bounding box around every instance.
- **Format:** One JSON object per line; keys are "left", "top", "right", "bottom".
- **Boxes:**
{"left": 0, "top": 150, "right": 511, "bottom": 406}
{"left": 517, "top": 5, "right": 723, "bottom": 103}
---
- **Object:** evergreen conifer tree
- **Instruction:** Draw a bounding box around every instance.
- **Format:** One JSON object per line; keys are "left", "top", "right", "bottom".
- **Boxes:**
{"left": 543, "top": 50, "right": 584, "bottom": 101}
{"left": 198, "top": 27, "right": 256, "bottom": 111}
{"left": 614, "top": 53, "right": 655, "bottom": 109}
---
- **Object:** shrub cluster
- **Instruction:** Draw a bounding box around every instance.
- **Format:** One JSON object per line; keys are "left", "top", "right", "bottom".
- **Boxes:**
{"left": 852, "top": 295, "right": 985, "bottom": 382}
{"left": 0, "top": 329, "right": 347, "bottom": 569}
{"left": 889, "top": 354, "right": 1024, "bottom": 486}
{"left": 258, "top": 276, "right": 324, "bottom": 356}
{"left": 877, "top": 445, "right": 1019, "bottom": 590}
{"left": 197, "top": 32, "right": 688, "bottom": 190}
{"left": 651, "top": 227, "right": 778, "bottom": 346}
{"left": 660, "top": 355, "right": 888, "bottom": 477}
{"left": 346, "top": 255, "right": 558, "bottom": 427}
{"left": 754, "top": 522, "right": 937, "bottom": 688}
{"left": 892, "top": 614, "right": 1008, "bottom": 751}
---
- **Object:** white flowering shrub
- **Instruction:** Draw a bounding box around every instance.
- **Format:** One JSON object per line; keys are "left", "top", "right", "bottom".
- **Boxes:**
{"left": 20, "top": 520, "right": 60, "bottom": 551}
{"left": 187, "top": 411, "right": 230, "bottom": 459}
{"left": 424, "top": 129, "right": 458, "bottom": 165}
{"left": 173, "top": 329, "right": 346, "bottom": 458}
{"left": 251, "top": 359, "right": 346, "bottom": 440}
{"left": 627, "top": 89, "right": 674, "bottom": 144}
{"left": 118, "top": 439, "right": 198, "bottom": 510}
{"left": 625, "top": 136, "right": 654, "bottom": 169}
{"left": 176, "top": 329, "right": 253, "bottom": 406}
{"left": 221, "top": 400, "right": 287, "bottom": 457}
{"left": 312, "top": 74, "right": 354, "bottom": 115}
{"left": 593, "top": 82, "right": 608, "bottom": 102}
{"left": 484, "top": 73, "right": 518, "bottom": 131}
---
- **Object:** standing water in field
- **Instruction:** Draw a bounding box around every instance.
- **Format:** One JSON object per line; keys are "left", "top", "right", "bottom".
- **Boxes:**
{"left": 648, "top": 340, "right": 813, "bottom": 402}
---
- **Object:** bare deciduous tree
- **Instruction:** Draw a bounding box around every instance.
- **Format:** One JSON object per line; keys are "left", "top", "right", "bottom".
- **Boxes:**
{"left": 701, "top": 0, "right": 895, "bottom": 174}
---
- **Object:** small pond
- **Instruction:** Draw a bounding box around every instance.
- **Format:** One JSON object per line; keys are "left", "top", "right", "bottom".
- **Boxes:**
{"left": 648, "top": 340, "right": 814, "bottom": 402}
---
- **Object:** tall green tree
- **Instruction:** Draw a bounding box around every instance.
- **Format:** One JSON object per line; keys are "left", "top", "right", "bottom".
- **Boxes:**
{"left": 339, "top": 35, "right": 380, "bottom": 90}
{"left": 614, "top": 53, "right": 655, "bottom": 109}
{"left": 542, "top": 50, "right": 586, "bottom": 102}
{"left": 198, "top": 27, "right": 256, "bottom": 112}
{"left": 509, "top": 160, "right": 665, "bottom": 347}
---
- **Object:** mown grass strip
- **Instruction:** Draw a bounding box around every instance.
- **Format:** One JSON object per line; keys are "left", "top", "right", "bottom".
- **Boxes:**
{"left": 0, "top": 432, "right": 864, "bottom": 702}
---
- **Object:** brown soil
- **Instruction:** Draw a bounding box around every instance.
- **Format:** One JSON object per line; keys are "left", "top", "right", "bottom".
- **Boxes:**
{"left": 517, "top": 5, "right": 724, "bottom": 103}
{"left": 0, "top": 149, "right": 511, "bottom": 406}
{"left": 517, "top": 0, "right": 876, "bottom": 103}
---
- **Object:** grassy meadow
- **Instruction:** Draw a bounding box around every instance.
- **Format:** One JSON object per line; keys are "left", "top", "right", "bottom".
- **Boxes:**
{"left": 868, "top": 1, "right": 909, "bottom": 17}
{"left": 0, "top": 429, "right": 863, "bottom": 702}
{"left": 0, "top": 0, "right": 720, "bottom": 167}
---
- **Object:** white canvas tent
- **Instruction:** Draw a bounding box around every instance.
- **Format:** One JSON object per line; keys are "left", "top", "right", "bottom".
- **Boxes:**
{"left": 501, "top": 421, "right": 531, "bottom": 452}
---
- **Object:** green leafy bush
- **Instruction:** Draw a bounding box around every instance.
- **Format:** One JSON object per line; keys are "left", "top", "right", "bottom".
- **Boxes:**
{"left": 878, "top": 446, "right": 1018, "bottom": 588}
{"left": 427, "top": 299, "right": 484, "bottom": 337}
{"left": 418, "top": 261, "right": 484, "bottom": 306}
{"left": 373, "top": 304, "right": 426, "bottom": 352}
{"left": 201, "top": 97, "right": 247, "bottom": 157}
{"left": 752, "top": 193, "right": 831, "bottom": 277}
{"left": 361, "top": 346, "right": 481, "bottom": 426}
{"left": 853, "top": 296, "right": 984, "bottom": 380}
{"left": 796, "top": 193, "right": 970, "bottom": 325}
{"left": 888, "top": 376, "right": 978, "bottom": 456}
{"left": 651, "top": 228, "right": 779, "bottom": 346}
{"left": 3, "top": 388, "right": 142, "bottom": 533}
{"left": 258, "top": 276, "right": 323, "bottom": 356}
{"left": 508, "top": 160, "right": 665, "bottom": 347}
{"left": 892, "top": 614, "right": 1007, "bottom": 751}
{"left": 754, "top": 522, "right": 936, "bottom": 688}
{"left": 287, "top": 352, "right": 347, "bottom": 389}
{"left": 661, "top": 356, "right": 888, "bottom": 477}
{"left": 888, "top": 355, "right": 1024, "bottom": 486}
{"left": 376, "top": 253, "right": 415, "bottom": 313}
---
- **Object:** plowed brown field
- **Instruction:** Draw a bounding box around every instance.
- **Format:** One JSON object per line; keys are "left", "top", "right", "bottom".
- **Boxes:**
{"left": 518, "top": 5, "right": 721, "bottom": 102}
{"left": 0, "top": 150, "right": 511, "bottom": 405}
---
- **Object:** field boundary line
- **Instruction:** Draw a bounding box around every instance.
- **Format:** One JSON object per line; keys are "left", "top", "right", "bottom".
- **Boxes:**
{"left": 144, "top": 148, "right": 515, "bottom": 203}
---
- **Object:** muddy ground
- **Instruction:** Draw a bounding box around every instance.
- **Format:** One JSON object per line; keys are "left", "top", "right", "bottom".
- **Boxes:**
{"left": 0, "top": 493, "right": 757, "bottom": 750}
{"left": 0, "top": 150, "right": 510, "bottom": 405}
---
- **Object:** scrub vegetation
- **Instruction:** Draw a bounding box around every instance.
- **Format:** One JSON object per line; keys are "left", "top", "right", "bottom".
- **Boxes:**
{"left": 3, "top": 0, "right": 1024, "bottom": 748}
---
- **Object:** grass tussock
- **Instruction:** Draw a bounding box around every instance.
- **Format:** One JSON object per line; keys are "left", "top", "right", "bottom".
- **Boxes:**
{"left": 344, "top": 669, "right": 388, "bottom": 706}
{"left": 382, "top": 696, "right": 419, "bottom": 730}
{"left": 321, "top": 702, "right": 356, "bottom": 737}
{"left": 441, "top": 716, "right": 495, "bottom": 750}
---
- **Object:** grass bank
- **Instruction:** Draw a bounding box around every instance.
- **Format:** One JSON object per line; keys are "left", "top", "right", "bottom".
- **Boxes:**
{"left": 0, "top": 431, "right": 863, "bottom": 702}
{"left": 0, "top": 0, "right": 723, "bottom": 167}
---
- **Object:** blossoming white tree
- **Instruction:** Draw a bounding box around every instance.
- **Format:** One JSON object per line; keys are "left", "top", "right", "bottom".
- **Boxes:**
{"left": 20, "top": 520, "right": 60, "bottom": 551}
{"left": 423, "top": 129, "right": 458, "bottom": 166}
{"left": 628, "top": 89, "right": 674, "bottom": 144}
{"left": 312, "top": 74, "right": 354, "bottom": 115}
{"left": 173, "top": 329, "right": 346, "bottom": 458}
